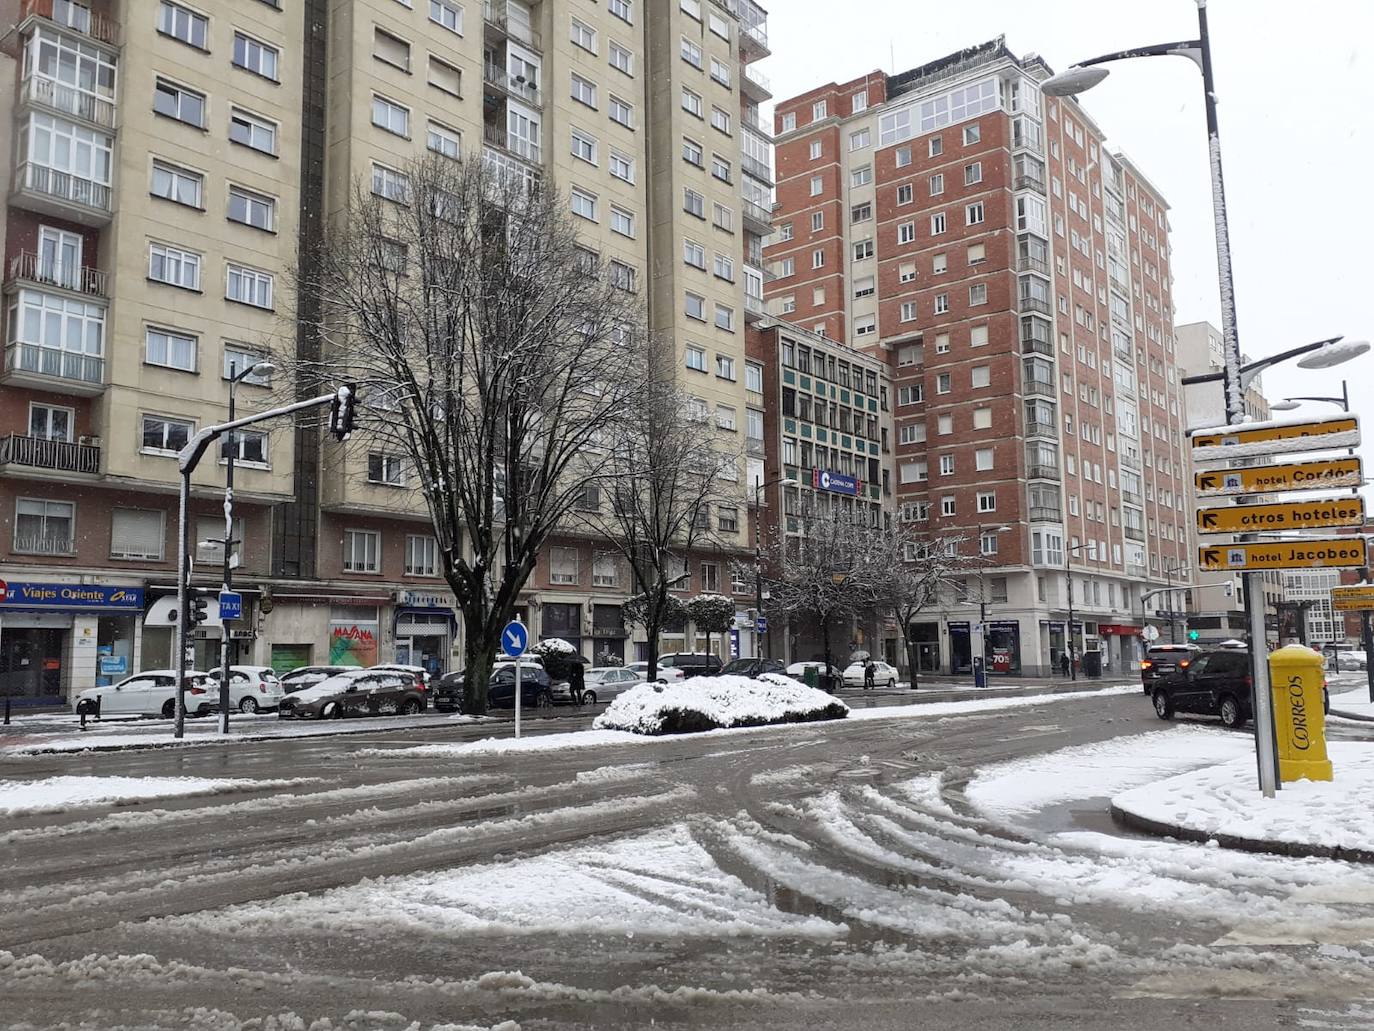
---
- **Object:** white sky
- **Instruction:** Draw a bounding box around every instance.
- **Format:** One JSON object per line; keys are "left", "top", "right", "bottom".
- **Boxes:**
{"left": 766, "top": 0, "right": 1374, "bottom": 425}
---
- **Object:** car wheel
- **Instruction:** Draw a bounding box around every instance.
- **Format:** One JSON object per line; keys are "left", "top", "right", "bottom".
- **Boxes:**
{"left": 886, "top": 678, "right": 896, "bottom": 689}
{"left": 401, "top": 698, "right": 422, "bottom": 716}
{"left": 1218, "top": 694, "right": 1243, "bottom": 729}
{"left": 161, "top": 699, "right": 176, "bottom": 719}
{"left": 239, "top": 697, "right": 259, "bottom": 715}
{"left": 583, "top": 691, "right": 597, "bottom": 706}
{"left": 1152, "top": 688, "right": 1173, "bottom": 721}
{"left": 535, "top": 691, "right": 553, "bottom": 709}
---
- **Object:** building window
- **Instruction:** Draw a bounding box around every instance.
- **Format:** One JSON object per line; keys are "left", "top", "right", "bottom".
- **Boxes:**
{"left": 969, "top": 283, "right": 988, "bottom": 305}
{"left": 682, "top": 137, "right": 703, "bottom": 166}
{"left": 571, "top": 188, "right": 598, "bottom": 221}
{"left": 609, "top": 260, "right": 636, "bottom": 292}
{"left": 930, "top": 212, "right": 947, "bottom": 234}
{"left": 895, "top": 145, "right": 912, "bottom": 167}
{"left": 223, "top": 346, "right": 270, "bottom": 384}
{"left": 371, "top": 164, "right": 410, "bottom": 203}
{"left": 898, "top": 222, "right": 915, "bottom": 244}
{"left": 406, "top": 534, "right": 440, "bottom": 577}
{"left": 228, "top": 185, "right": 275, "bottom": 231}
{"left": 570, "top": 129, "right": 597, "bottom": 164}
{"left": 935, "top": 372, "right": 951, "bottom": 394}
{"left": 158, "top": 2, "right": 208, "bottom": 48}
{"left": 713, "top": 203, "right": 733, "bottom": 232}
{"left": 685, "top": 293, "right": 706, "bottom": 320}
{"left": 610, "top": 41, "right": 633, "bottom": 74}
{"left": 933, "top": 293, "right": 949, "bottom": 315}
{"left": 686, "top": 345, "right": 706, "bottom": 372}
{"left": 711, "top": 155, "right": 732, "bottom": 182}
{"left": 900, "top": 301, "right": 916, "bottom": 322}
{"left": 372, "top": 95, "right": 410, "bottom": 137}
{"left": 609, "top": 96, "right": 634, "bottom": 127}
{"left": 939, "top": 454, "right": 955, "bottom": 475}
{"left": 610, "top": 206, "right": 635, "bottom": 237}
{"left": 145, "top": 326, "right": 197, "bottom": 371}
{"left": 701, "top": 562, "right": 720, "bottom": 593}
{"left": 229, "top": 108, "right": 278, "bottom": 154}
{"left": 966, "top": 201, "right": 985, "bottom": 226}
{"left": 368, "top": 453, "right": 407, "bottom": 486}
{"left": 851, "top": 165, "right": 873, "bottom": 188}
{"left": 683, "top": 239, "right": 706, "bottom": 269}
{"left": 964, "top": 123, "right": 981, "bottom": 145}
{"left": 941, "top": 496, "right": 956, "bottom": 517}
{"left": 148, "top": 242, "right": 201, "bottom": 290}
{"left": 896, "top": 183, "right": 913, "bottom": 205}
{"left": 851, "top": 202, "right": 872, "bottom": 224}
{"left": 714, "top": 304, "right": 734, "bottom": 331}
{"left": 226, "top": 263, "right": 274, "bottom": 308}
{"left": 221, "top": 429, "right": 268, "bottom": 466}
{"left": 151, "top": 160, "right": 203, "bottom": 208}
{"left": 373, "top": 27, "right": 411, "bottom": 70}
{"left": 713, "top": 254, "right": 734, "bottom": 281}
{"left": 976, "top": 448, "right": 994, "bottom": 470}
{"left": 968, "top": 242, "right": 986, "bottom": 264}
{"left": 572, "top": 73, "right": 598, "bottom": 108}
{"left": 709, "top": 57, "right": 731, "bottom": 87}
{"left": 855, "top": 315, "right": 876, "bottom": 337}
{"left": 110, "top": 509, "right": 164, "bottom": 561}
{"left": 551, "top": 547, "right": 579, "bottom": 584}
{"left": 928, "top": 136, "right": 942, "bottom": 157}
{"left": 810, "top": 175, "right": 823, "bottom": 196}
{"left": 571, "top": 18, "right": 598, "bottom": 53}
{"left": 684, "top": 188, "right": 705, "bottom": 218}
{"left": 977, "top": 492, "right": 997, "bottom": 513}
{"left": 933, "top": 253, "right": 948, "bottom": 274}
{"left": 343, "top": 530, "right": 381, "bottom": 573}
{"left": 141, "top": 414, "right": 194, "bottom": 454}
{"left": 233, "top": 32, "right": 280, "bottom": 81}
{"left": 681, "top": 36, "right": 703, "bottom": 68}
{"left": 972, "top": 365, "right": 991, "bottom": 388}
{"left": 429, "top": 0, "right": 462, "bottom": 33}
{"left": 14, "top": 498, "right": 74, "bottom": 555}
{"left": 609, "top": 150, "right": 635, "bottom": 182}
{"left": 154, "top": 77, "right": 206, "bottom": 127}
{"left": 965, "top": 161, "right": 983, "bottom": 185}
{"left": 716, "top": 404, "right": 736, "bottom": 430}
{"left": 427, "top": 121, "right": 461, "bottom": 160}
{"left": 812, "top": 249, "right": 825, "bottom": 269}
{"left": 681, "top": 87, "right": 702, "bottom": 117}
{"left": 428, "top": 55, "right": 462, "bottom": 95}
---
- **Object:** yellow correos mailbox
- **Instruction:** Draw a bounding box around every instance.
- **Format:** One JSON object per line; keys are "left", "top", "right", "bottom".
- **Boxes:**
{"left": 1266, "top": 645, "right": 1333, "bottom": 782}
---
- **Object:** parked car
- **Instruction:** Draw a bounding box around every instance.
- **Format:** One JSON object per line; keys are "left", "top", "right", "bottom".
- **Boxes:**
{"left": 1334, "top": 649, "right": 1368, "bottom": 672}
{"left": 657, "top": 652, "right": 724, "bottom": 679}
{"left": 486, "top": 666, "right": 555, "bottom": 710}
{"left": 721, "top": 658, "right": 787, "bottom": 679}
{"left": 842, "top": 660, "right": 899, "bottom": 689}
{"left": 1151, "top": 648, "right": 1330, "bottom": 728}
{"left": 368, "top": 663, "right": 432, "bottom": 687}
{"left": 73, "top": 670, "right": 214, "bottom": 720}
{"left": 280, "top": 665, "right": 351, "bottom": 693}
{"left": 277, "top": 668, "right": 427, "bottom": 719}
{"left": 1140, "top": 644, "right": 1201, "bottom": 694}
{"left": 433, "top": 660, "right": 552, "bottom": 712}
{"left": 552, "top": 666, "right": 644, "bottom": 704}
{"left": 206, "top": 666, "right": 285, "bottom": 713}
{"left": 627, "top": 661, "right": 685, "bottom": 684}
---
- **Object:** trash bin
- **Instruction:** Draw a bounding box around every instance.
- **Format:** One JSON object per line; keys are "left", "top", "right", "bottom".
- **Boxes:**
{"left": 973, "top": 656, "right": 987, "bottom": 689}
{"left": 1082, "top": 649, "right": 1102, "bottom": 678}
{"left": 802, "top": 665, "right": 819, "bottom": 690}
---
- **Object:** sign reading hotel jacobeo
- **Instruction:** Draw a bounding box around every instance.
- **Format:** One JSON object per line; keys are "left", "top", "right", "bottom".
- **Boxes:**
{"left": 1198, "top": 538, "right": 1368, "bottom": 573}
{"left": 0, "top": 581, "right": 145, "bottom": 610}
{"left": 1195, "top": 496, "right": 1366, "bottom": 535}
{"left": 1194, "top": 456, "right": 1363, "bottom": 497}
{"left": 1190, "top": 415, "right": 1360, "bottom": 463}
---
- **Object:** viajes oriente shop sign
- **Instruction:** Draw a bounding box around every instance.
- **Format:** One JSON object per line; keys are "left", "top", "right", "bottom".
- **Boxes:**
{"left": 0, "top": 581, "right": 145, "bottom": 611}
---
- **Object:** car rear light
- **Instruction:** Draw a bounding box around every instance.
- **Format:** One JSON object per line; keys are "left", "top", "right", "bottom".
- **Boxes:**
{"left": 1140, "top": 660, "right": 1153, "bottom": 670}
{"left": 1179, "top": 660, "right": 1190, "bottom": 670}
{"left": 259, "top": 684, "right": 267, "bottom": 693}
{"left": 189, "top": 686, "right": 206, "bottom": 695}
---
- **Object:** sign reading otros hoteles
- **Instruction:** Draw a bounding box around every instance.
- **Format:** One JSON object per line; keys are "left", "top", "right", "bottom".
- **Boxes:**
{"left": 1199, "top": 538, "right": 1368, "bottom": 572}
{"left": 1196, "top": 496, "right": 1366, "bottom": 534}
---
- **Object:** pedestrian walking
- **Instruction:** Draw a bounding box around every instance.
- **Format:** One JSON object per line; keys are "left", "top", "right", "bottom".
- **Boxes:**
{"left": 864, "top": 660, "right": 875, "bottom": 691}
{"left": 1059, "top": 652, "right": 1071, "bottom": 678}
{"left": 568, "top": 661, "right": 585, "bottom": 706}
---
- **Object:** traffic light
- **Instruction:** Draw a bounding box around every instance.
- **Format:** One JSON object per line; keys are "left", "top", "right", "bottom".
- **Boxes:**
{"left": 328, "top": 382, "right": 357, "bottom": 442}
{"left": 1188, "top": 629, "right": 1200, "bottom": 642}
{"left": 186, "top": 593, "right": 209, "bottom": 628}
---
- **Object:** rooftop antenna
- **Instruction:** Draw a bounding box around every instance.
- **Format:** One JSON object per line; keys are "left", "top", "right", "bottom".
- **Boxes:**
{"left": 890, "top": 41, "right": 896, "bottom": 74}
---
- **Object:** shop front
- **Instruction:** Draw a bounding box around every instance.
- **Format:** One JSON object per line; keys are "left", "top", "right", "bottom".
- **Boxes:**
{"left": 589, "top": 603, "right": 627, "bottom": 665}
{"left": 909, "top": 621, "right": 940, "bottom": 674}
{"left": 0, "top": 579, "right": 144, "bottom": 705}
{"left": 984, "top": 620, "right": 1023, "bottom": 675}
{"left": 948, "top": 620, "right": 971, "bottom": 674}
{"left": 1098, "top": 624, "right": 1142, "bottom": 676}
{"left": 394, "top": 589, "right": 458, "bottom": 677}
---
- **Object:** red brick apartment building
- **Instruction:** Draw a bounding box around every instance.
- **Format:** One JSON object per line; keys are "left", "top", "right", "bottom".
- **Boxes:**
{"left": 765, "top": 38, "right": 1192, "bottom": 676}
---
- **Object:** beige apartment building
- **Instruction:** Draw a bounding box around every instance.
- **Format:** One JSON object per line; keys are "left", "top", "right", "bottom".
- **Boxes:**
{"left": 0, "top": 0, "right": 771, "bottom": 702}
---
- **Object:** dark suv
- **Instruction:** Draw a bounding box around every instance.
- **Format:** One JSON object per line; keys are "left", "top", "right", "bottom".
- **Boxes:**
{"left": 658, "top": 653, "right": 724, "bottom": 679}
{"left": 1140, "top": 644, "right": 1200, "bottom": 694}
{"left": 1151, "top": 648, "right": 1330, "bottom": 729}
{"left": 720, "top": 658, "right": 786, "bottom": 679}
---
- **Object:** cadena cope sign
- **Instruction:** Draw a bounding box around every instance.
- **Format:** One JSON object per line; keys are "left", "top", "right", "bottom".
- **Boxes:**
{"left": 813, "top": 469, "right": 863, "bottom": 496}
{"left": 1191, "top": 413, "right": 1367, "bottom": 573}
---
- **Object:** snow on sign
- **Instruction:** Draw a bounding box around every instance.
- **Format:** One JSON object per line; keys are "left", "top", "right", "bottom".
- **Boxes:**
{"left": 1194, "top": 457, "right": 1363, "bottom": 497}
{"left": 1190, "top": 415, "right": 1359, "bottom": 464}
{"left": 1195, "top": 496, "right": 1365, "bottom": 535}
{"left": 1331, "top": 585, "right": 1374, "bottom": 612}
{"left": 1198, "top": 538, "right": 1368, "bottom": 573}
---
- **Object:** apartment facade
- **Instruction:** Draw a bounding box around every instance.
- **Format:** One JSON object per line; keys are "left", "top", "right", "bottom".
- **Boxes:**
{"left": 766, "top": 38, "right": 1190, "bottom": 677}
{"left": 0, "top": 0, "right": 771, "bottom": 703}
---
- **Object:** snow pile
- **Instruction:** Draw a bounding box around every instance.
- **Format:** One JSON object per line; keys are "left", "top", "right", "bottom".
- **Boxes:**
{"left": 0, "top": 775, "right": 292, "bottom": 816}
{"left": 967, "top": 726, "right": 1251, "bottom": 820}
{"left": 1112, "top": 741, "right": 1374, "bottom": 856}
{"left": 536, "top": 637, "right": 577, "bottom": 654}
{"left": 592, "top": 674, "right": 848, "bottom": 735}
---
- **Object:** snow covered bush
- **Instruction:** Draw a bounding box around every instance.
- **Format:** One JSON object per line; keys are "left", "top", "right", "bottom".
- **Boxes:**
{"left": 530, "top": 638, "right": 582, "bottom": 680}
{"left": 593, "top": 674, "right": 848, "bottom": 736}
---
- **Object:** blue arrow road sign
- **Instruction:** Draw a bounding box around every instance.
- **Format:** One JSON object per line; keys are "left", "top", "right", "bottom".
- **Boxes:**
{"left": 502, "top": 621, "right": 528, "bottom": 658}
{"left": 756, "top": 616, "right": 768, "bottom": 634}
{"left": 218, "top": 591, "right": 243, "bottom": 620}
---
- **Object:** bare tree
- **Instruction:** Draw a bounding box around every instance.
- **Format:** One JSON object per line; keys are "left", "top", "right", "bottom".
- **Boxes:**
{"left": 867, "top": 522, "right": 981, "bottom": 689}
{"left": 298, "top": 155, "right": 647, "bottom": 713}
{"left": 576, "top": 378, "right": 740, "bottom": 680}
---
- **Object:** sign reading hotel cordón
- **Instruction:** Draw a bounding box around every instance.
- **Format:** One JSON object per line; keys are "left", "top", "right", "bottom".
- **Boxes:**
{"left": 0, "top": 582, "right": 145, "bottom": 610}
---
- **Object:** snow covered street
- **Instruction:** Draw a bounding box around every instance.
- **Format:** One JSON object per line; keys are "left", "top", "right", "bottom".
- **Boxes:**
{"left": 1, "top": 688, "right": 1373, "bottom": 1029}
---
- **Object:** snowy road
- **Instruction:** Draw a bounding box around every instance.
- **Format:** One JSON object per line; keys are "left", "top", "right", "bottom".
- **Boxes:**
{"left": 2, "top": 691, "right": 1372, "bottom": 1030}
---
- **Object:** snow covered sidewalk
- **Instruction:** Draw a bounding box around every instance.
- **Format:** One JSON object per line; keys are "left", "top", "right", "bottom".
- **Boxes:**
{"left": 1111, "top": 741, "right": 1374, "bottom": 862}
{"left": 1328, "top": 685, "right": 1374, "bottom": 722}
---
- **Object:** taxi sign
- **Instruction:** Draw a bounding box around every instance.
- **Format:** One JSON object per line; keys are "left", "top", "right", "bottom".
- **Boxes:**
{"left": 1191, "top": 416, "right": 1359, "bottom": 463}
{"left": 1198, "top": 538, "right": 1368, "bottom": 572}
{"left": 1196, "top": 496, "right": 1365, "bottom": 535}
{"left": 1331, "top": 585, "right": 1374, "bottom": 612}
{"left": 1194, "top": 457, "right": 1363, "bottom": 497}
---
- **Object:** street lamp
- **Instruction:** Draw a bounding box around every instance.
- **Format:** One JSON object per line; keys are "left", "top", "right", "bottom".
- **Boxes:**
{"left": 1063, "top": 540, "right": 1088, "bottom": 680}
{"left": 1042, "top": 6, "right": 1374, "bottom": 797}
{"left": 216, "top": 359, "right": 275, "bottom": 732}
{"left": 974, "top": 524, "right": 1011, "bottom": 686}
{"left": 752, "top": 473, "right": 797, "bottom": 660}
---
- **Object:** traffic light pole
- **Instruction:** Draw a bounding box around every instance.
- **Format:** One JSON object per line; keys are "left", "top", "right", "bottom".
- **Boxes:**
{"left": 173, "top": 388, "right": 351, "bottom": 739}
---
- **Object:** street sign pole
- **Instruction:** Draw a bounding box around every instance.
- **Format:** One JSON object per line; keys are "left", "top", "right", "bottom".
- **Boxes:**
{"left": 502, "top": 619, "right": 528, "bottom": 739}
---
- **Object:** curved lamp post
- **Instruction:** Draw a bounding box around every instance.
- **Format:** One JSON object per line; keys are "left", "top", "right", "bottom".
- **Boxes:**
{"left": 752, "top": 473, "right": 797, "bottom": 660}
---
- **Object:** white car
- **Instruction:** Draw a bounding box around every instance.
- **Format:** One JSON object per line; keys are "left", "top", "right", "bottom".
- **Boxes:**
{"left": 842, "top": 660, "right": 899, "bottom": 689}
{"left": 627, "top": 661, "right": 684, "bottom": 684}
{"left": 582, "top": 667, "right": 645, "bottom": 703}
{"left": 1334, "top": 649, "right": 1368, "bottom": 672}
{"left": 206, "top": 665, "right": 285, "bottom": 714}
{"left": 785, "top": 661, "right": 842, "bottom": 682}
{"left": 74, "top": 670, "right": 215, "bottom": 719}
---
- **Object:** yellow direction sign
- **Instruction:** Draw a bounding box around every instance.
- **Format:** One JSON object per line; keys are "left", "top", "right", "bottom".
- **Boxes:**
{"left": 1198, "top": 538, "right": 1368, "bottom": 573}
{"left": 1331, "top": 586, "right": 1374, "bottom": 612}
{"left": 1194, "top": 457, "right": 1363, "bottom": 497}
{"left": 1191, "top": 416, "right": 1359, "bottom": 463}
{"left": 1196, "top": 496, "right": 1366, "bottom": 535}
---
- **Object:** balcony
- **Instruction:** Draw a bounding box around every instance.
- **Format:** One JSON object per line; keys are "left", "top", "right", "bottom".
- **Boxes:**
{"left": 1021, "top": 335, "right": 1052, "bottom": 357}
{"left": 11, "top": 532, "right": 76, "bottom": 556}
{"left": 483, "top": 1, "right": 541, "bottom": 52}
{"left": 742, "top": 196, "right": 772, "bottom": 234}
{"left": 742, "top": 106, "right": 772, "bottom": 137}
{"left": 1012, "top": 128, "right": 1043, "bottom": 157}
{"left": 742, "top": 64, "right": 772, "bottom": 102}
{"left": 1122, "top": 489, "right": 1143, "bottom": 507}
{"left": 12, "top": 162, "right": 112, "bottom": 226}
{"left": 22, "top": 0, "right": 120, "bottom": 47}
{"left": 7, "top": 251, "right": 107, "bottom": 297}
{"left": 741, "top": 151, "right": 773, "bottom": 185}
{"left": 1124, "top": 526, "right": 1146, "bottom": 542}
{"left": 745, "top": 291, "right": 765, "bottom": 320}
{"left": 738, "top": 0, "right": 770, "bottom": 58}
{"left": 483, "top": 61, "right": 541, "bottom": 107}
{"left": 1026, "top": 461, "right": 1060, "bottom": 480}
{"left": 1025, "top": 420, "right": 1058, "bottom": 441}
{"left": 1023, "top": 379, "right": 1055, "bottom": 398}
{"left": 1029, "top": 506, "right": 1062, "bottom": 523}
{"left": 1016, "top": 255, "right": 1049, "bottom": 277}
{"left": 3, "top": 342, "right": 105, "bottom": 395}
{"left": 482, "top": 121, "right": 540, "bottom": 164}
{"left": 20, "top": 75, "right": 117, "bottom": 130}
{"left": 1120, "top": 451, "right": 1142, "bottom": 471}
{"left": 1013, "top": 173, "right": 1045, "bottom": 193}
{"left": 0, "top": 434, "right": 100, "bottom": 475}
{"left": 1018, "top": 295, "right": 1052, "bottom": 317}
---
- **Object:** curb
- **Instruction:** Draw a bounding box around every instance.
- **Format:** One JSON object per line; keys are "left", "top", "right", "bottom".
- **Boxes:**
{"left": 1330, "top": 707, "right": 1374, "bottom": 724}
{"left": 1109, "top": 801, "right": 1374, "bottom": 865}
